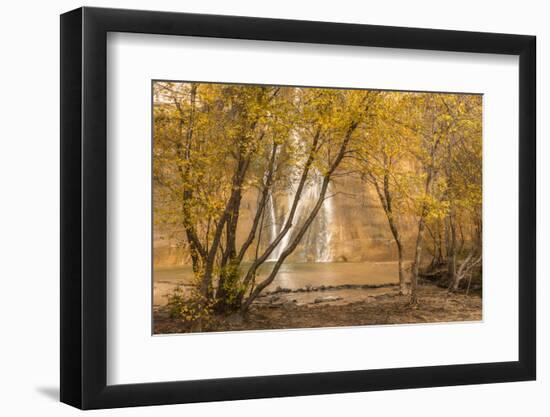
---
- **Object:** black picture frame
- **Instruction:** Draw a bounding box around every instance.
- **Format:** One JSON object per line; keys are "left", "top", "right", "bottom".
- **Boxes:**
{"left": 60, "top": 6, "right": 536, "bottom": 410}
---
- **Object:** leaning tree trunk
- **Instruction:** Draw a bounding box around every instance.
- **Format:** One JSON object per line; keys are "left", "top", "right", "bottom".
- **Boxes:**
{"left": 240, "top": 121, "right": 359, "bottom": 313}
{"left": 450, "top": 248, "right": 481, "bottom": 292}
{"left": 241, "top": 173, "right": 332, "bottom": 312}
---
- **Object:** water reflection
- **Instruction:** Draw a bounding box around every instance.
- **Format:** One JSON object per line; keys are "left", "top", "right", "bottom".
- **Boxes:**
{"left": 153, "top": 261, "right": 401, "bottom": 306}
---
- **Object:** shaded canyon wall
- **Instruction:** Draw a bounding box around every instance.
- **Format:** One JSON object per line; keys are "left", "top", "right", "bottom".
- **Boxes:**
{"left": 153, "top": 176, "right": 421, "bottom": 267}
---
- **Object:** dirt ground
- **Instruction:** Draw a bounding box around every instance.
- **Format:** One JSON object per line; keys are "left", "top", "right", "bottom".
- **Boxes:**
{"left": 153, "top": 283, "right": 482, "bottom": 334}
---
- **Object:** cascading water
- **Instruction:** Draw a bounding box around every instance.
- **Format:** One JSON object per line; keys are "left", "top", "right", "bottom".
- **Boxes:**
{"left": 317, "top": 182, "right": 334, "bottom": 262}
{"left": 267, "top": 171, "right": 334, "bottom": 263}
{"left": 265, "top": 121, "right": 336, "bottom": 263}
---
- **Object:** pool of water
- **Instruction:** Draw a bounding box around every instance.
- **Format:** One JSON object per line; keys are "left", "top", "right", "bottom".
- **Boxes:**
{"left": 153, "top": 261, "right": 402, "bottom": 307}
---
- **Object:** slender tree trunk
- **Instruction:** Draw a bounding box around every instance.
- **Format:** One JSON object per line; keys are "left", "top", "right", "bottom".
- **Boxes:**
{"left": 241, "top": 174, "right": 332, "bottom": 312}
{"left": 174, "top": 83, "right": 208, "bottom": 280}
{"left": 396, "top": 239, "right": 406, "bottom": 295}
{"left": 410, "top": 215, "right": 426, "bottom": 305}
{"left": 382, "top": 169, "right": 407, "bottom": 295}
{"left": 446, "top": 211, "right": 458, "bottom": 290}
{"left": 451, "top": 249, "right": 480, "bottom": 292}
{"left": 437, "top": 223, "right": 444, "bottom": 265}
{"left": 384, "top": 202, "right": 406, "bottom": 295}
{"left": 410, "top": 161, "right": 437, "bottom": 305}
{"left": 215, "top": 157, "right": 249, "bottom": 310}
{"left": 370, "top": 169, "right": 407, "bottom": 295}
{"left": 239, "top": 130, "right": 322, "bottom": 294}
{"left": 241, "top": 122, "right": 359, "bottom": 313}
{"left": 444, "top": 132, "right": 458, "bottom": 289}
{"left": 410, "top": 114, "right": 442, "bottom": 305}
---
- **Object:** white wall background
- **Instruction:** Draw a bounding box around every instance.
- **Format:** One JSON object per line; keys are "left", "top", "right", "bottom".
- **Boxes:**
{"left": 0, "top": 0, "right": 545, "bottom": 415}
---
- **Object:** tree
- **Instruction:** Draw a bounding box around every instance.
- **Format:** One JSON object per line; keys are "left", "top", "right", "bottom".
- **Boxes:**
{"left": 353, "top": 92, "right": 412, "bottom": 295}
{"left": 400, "top": 94, "right": 453, "bottom": 305}
{"left": 155, "top": 82, "right": 482, "bottom": 319}
{"left": 240, "top": 88, "right": 380, "bottom": 311}
{"left": 153, "top": 82, "right": 379, "bottom": 324}
{"left": 405, "top": 94, "right": 482, "bottom": 303}
{"left": 439, "top": 95, "right": 482, "bottom": 291}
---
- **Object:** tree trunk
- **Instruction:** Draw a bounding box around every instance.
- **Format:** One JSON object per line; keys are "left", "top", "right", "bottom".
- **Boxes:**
{"left": 410, "top": 163, "right": 436, "bottom": 305}
{"left": 451, "top": 249, "right": 480, "bottom": 291}
{"left": 437, "top": 225, "right": 444, "bottom": 264}
{"left": 410, "top": 118, "right": 441, "bottom": 305}
{"left": 241, "top": 173, "right": 332, "bottom": 312}
{"left": 396, "top": 240, "right": 406, "bottom": 295}
{"left": 410, "top": 215, "right": 426, "bottom": 305}
{"left": 369, "top": 168, "right": 407, "bottom": 295}
{"left": 385, "top": 206, "right": 406, "bottom": 295}
{"left": 239, "top": 130, "right": 322, "bottom": 296}
{"left": 241, "top": 122, "right": 359, "bottom": 313}
{"left": 446, "top": 212, "right": 458, "bottom": 291}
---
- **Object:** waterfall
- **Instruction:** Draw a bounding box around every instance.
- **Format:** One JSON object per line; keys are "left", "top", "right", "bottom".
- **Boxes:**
{"left": 267, "top": 171, "right": 334, "bottom": 263}
{"left": 317, "top": 182, "right": 334, "bottom": 262}
{"left": 265, "top": 125, "right": 335, "bottom": 263}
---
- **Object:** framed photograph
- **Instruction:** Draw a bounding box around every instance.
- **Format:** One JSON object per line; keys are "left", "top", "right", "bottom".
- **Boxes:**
{"left": 60, "top": 6, "right": 536, "bottom": 409}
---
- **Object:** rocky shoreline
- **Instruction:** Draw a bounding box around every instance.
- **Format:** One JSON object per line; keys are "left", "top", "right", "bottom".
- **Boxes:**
{"left": 260, "top": 282, "right": 397, "bottom": 295}
{"left": 153, "top": 283, "right": 482, "bottom": 334}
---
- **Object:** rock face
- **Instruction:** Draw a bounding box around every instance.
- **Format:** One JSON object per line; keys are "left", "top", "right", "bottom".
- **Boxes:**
{"left": 154, "top": 176, "right": 419, "bottom": 267}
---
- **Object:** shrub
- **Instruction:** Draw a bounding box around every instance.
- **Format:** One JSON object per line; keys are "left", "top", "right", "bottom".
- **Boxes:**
{"left": 167, "top": 283, "right": 214, "bottom": 327}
